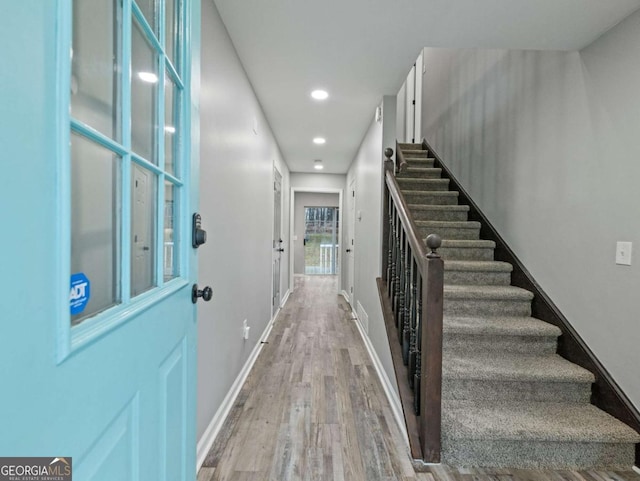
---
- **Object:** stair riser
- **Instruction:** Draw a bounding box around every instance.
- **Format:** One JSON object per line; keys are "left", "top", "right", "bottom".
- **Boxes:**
{"left": 442, "top": 379, "right": 591, "bottom": 403}
{"left": 444, "top": 270, "right": 511, "bottom": 285}
{"left": 443, "top": 335, "right": 558, "bottom": 355}
{"left": 397, "top": 169, "right": 442, "bottom": 179}
{"left": 401, "top": 151, "right": 430, "bottom": 158}
{"left": 444, "top": 298, "right": 531, "bottom": 317}
{"left": 402, "top": 192, "right": 458, "bottom": 205}
{"left": 441, "top": 439, "right": 636, "bottom": 470}
{"left": 412, "top": 209, "right": 468, "bottom": 222}
{"left": 439, "top": 246, "right": 495, "bottom": 261}
{"left": 405, "top": 159, "right": 435, "bottom": 168}
{"left": 398, "top": 144, "right": 423, "bottom": 151}
{"left": 418, "top": 226, "right": 480, "bottom": 240}
{"left": 397, "top": 179, "right": 450, "bottom": 191}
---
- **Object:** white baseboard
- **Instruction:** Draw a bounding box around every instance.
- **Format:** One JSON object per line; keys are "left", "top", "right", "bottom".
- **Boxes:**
{"left": 280, "top": 289, "right": 291, "bottom": 308}
{"left": 351, "top": 307, "right": 409, "bottom": 446}
{"left": 340, "top": 289, "right": 350, "bottom": 305}
{"left": 196, "top": 315, "right": 276, "bottom": 471}
{"left": 632, "top": 465, "right": 639, "bottom": 475}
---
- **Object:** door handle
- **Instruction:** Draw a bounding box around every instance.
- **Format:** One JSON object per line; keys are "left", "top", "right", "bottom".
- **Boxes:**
{"left": 192, "top": 284, "right": 213, "bottom": 303}
{"left": 277, "top": 248, "right": 285, "bottom": 252}
{"left": 346, "top": 249, "right": 352, "bottom": 253}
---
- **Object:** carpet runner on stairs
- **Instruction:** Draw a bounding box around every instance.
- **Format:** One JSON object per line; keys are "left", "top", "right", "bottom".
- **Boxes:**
{"left": 396, "top": 142, "right": 640, "bottom": 469}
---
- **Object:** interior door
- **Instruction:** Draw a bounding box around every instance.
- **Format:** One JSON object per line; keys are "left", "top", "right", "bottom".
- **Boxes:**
{"left": 414, "top": 51, "right": 423, "bottom": 143}
{"left": 0, "top": 2, "right": 200, "bottom": 480}
{"left": 272, "top": 167, "right": 283, "bottom": 317}
{"left": 405, "top": 64, "right": 416, "bottom": 143}
{"left": 347, "top": 179, "right": 356, "bottom": 304}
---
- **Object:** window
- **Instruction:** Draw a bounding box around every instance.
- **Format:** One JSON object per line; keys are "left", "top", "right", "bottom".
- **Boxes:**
{"left": 70, "top": 0, "right": 184, "bottom": 326}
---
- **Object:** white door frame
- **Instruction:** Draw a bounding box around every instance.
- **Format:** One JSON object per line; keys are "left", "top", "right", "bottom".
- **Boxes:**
{"left": 414, "top": 50, "right": 423, "bottom": 143}
{"left": 289, "top": 187, "right": 344, "bottom": 294}
{"left": 271, "top": 166, "right": 283, "bottom": 318}
{"left": 345, "top": 178, "right": 356, "bottom": 306}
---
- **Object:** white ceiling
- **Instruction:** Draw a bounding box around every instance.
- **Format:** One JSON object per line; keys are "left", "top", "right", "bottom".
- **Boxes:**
{"left": 212, "top": 0, "right": 640, "bottom": 174}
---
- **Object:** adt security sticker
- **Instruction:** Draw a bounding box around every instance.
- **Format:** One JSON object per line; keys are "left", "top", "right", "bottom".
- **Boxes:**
{"left": 70, "top": 273, "right": 91, "bottom": 315}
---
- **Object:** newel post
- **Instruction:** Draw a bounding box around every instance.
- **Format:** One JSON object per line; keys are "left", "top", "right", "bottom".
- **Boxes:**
{"left": 420, "top": 233, "right": 444, "bottom": 463}
{"left": 381, "top": 147, "right": 394, "bottom": 282}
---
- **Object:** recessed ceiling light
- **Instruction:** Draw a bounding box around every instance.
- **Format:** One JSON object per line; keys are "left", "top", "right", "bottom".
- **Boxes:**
{"left": 314, "top": 160, "right": 324, "bottom": 170}
{"left": 137, "top": 71, "right": 158, "bottom": 83}
{"left": 313, "top": 137, "right": 326, "bottom": 145}
{"left": 311, "top": 89, "right": 329, "bottom": 100}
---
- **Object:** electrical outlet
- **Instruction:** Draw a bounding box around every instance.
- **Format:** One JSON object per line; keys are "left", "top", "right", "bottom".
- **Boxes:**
{"left": 615, "top": 241, "right": 632, "bottom": 266}
{"left": 242, "top": 319, "right": 250, "bottom": 340}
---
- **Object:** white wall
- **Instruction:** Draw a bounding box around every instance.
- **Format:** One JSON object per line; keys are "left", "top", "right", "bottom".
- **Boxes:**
{"left": 420, "top": 8, "right": 640, "bottom": 409}
{"left": 197, "top": 0, "right": 290, "bottom": 443}
{"left": 346, "top": 99, "right": 398, "bottom": 392}
{"left": 293, "top": 192, "right": 340, "bottom": 274}
{"left": 290, "top": 173, "right": 346, "bottom": 191}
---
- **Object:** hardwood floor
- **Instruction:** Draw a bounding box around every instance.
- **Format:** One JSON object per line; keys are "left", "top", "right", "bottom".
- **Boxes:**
{"left": 198, "top": 275, "right": 640, "bottom": 481}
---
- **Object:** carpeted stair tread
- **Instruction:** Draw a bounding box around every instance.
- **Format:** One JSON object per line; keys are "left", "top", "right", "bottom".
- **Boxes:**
{"left": 443, "top": 401, "right": 640, "bottom": 444}
{"left": 403, "top": 158, "right": 436, "bottom": 167}
{"left": 402, "top": 191, "right": 459, "bottom": 205}
{"left": 397, "top": 178, "right": 450, "bottom": 191}
{"left": 444, "top": 315, "right": 561, "bottom": 337}
{"left": 409, "top": 204, "right": 469, "bottom": 213}
{"left": 397, "top": 167, "right": 442, "bottom": 178}
{"left": 416, "top": 220, "right": 481, "bottom": 229}
{"left": 398, "top": 143, "right": 422, "bottom": 150}
{"left": 443, "top": 352, "right": 594, "bottom": 383}
{"left": 440, "top": 239, "right": 495, "bottom": 248}
{"left": 444, "top": 284, "right": 534, "bottom": 301}
{"left": 444, "top": 260, "right": 512, "bottom": 273}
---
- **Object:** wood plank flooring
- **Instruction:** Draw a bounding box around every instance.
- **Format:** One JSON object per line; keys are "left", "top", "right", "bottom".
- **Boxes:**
{"left": 198, "top": 275, "right": 640, "bottom": 481}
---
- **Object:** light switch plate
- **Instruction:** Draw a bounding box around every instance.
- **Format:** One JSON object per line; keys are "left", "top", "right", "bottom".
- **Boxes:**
{"left": 615, "top": 241, "right": 632, "bottom": 266}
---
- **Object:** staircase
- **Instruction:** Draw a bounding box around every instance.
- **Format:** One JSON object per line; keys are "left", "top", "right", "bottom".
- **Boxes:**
{"left": 396, "top": 142, "right": 640, "bottom": 469}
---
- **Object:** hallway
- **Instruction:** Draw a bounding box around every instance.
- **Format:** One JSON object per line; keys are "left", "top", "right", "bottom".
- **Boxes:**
{"left": 197, "top": 276, "right": 640, "bottom": 481}
{"left": 198, "top": 275, "right": 420, "bottom": 480}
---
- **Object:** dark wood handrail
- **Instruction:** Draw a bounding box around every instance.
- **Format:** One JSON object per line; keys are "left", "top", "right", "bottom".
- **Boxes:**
{"left": 395, "top": 140, "right": 408, "bottom": 173}
{"left": 384, "top": 169, "right": 427, "bottom": 267}
{"left": 382, "top": 146, "right": 443, "bottom": 463}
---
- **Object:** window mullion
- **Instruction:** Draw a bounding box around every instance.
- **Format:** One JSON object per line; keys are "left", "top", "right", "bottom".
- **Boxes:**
{"left": 121, "top": 0, "right": 133, "bottom": 303}
{"left": 155, "top": 1, "right": 166, "bottom": 287}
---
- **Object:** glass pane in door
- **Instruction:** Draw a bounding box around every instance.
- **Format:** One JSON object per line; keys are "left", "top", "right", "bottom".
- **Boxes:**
{"left": 304, "top": 207, "right": 339, "bottom": 275}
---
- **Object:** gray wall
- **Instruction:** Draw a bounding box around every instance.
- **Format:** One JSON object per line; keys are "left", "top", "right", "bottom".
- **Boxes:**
{"left": 293, "top": 192, "right": 340, "bottom": 275}
{"left": 197, "top": 0, "right": 290, "bottom": 442}
{"left": 420, "top": 8, "right": 640, "bottom": 410}
{"left": 346, "top": 99, "right": 398, "bottom": 393}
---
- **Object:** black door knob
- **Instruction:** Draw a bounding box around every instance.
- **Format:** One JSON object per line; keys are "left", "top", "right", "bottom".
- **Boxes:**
{"left": 346, "top": 249, "right": 352, "bottom": 253}
{"left": 277, "top": 248, "right": 285, "bottom": 252}
{"left": 192, "top": 284, "right": 213, "bottom": 303}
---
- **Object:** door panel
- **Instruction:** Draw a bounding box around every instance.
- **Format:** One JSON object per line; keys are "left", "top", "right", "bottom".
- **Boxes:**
{"left": 0, "top": 2, "right": 199, "bottom": 480}
{"left": 272, "top": 168, "right": 282, "bottom": 316}
{"left": 347, "top": 179, "right": 356, "bottom": 303}
{"left": 132, "top": 165, "right": 155, "bottom": 296}
{"left": 405, "top": 65, "right": 416, "bottom": 143}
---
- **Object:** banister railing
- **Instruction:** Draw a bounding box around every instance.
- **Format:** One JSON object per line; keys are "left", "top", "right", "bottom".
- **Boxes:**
{"left": 395, "top": 140, "right": 408, "bottom": 173}
{"left": 381, "top": 147, "right": 444, "bottom": 463}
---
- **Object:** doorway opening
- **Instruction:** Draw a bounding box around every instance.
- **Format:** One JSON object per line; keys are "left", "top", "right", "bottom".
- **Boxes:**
{"left": 304, "top": 206, "right": 339, "bottom": 275}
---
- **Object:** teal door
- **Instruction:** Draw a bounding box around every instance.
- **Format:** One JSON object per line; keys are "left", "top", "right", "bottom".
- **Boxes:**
{"left": 0, "top": 1, "right": 201, "bottom": 480}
